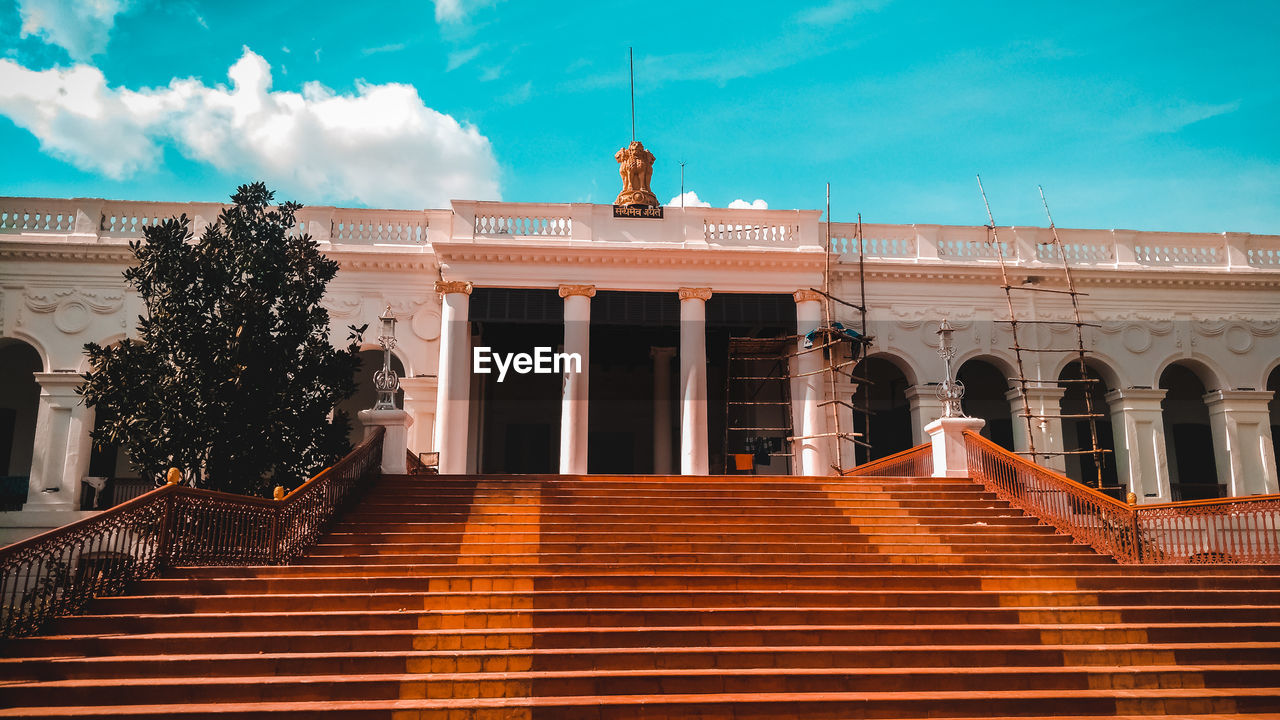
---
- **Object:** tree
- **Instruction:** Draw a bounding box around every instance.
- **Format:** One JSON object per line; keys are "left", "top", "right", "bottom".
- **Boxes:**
{"left": 79, "top": 183, "right": 361, "bottom": 496}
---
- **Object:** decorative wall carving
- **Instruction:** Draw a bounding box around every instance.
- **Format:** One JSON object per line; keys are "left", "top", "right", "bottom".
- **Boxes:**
{"left": 22, "top": 288, "right": 124, "bottom": 335}
{"left": 321, "top": 294, "right": 363, "bottom": 319}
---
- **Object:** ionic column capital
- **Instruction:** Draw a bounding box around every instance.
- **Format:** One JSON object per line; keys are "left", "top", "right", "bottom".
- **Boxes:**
{"left": 558, "top": 284, "right": 597, "bottom": 298}
{"left": 793, "top": 289, "right": 823, "bottom": 304}
{"left": 434, "top": 280, "right": 473, "bottom": 296}
{"left": 678, "top": 287, "right": 712, "bottom": 302}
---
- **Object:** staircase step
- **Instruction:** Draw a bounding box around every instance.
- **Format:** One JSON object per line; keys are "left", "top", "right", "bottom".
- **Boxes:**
{"left": 8, "top": 471, "right": 1278, "bottom": 718}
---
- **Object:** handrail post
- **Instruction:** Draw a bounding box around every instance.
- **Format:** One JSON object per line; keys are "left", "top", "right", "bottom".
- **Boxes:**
{"left": 156, "top": 491, "right": 175, "bottom": 571}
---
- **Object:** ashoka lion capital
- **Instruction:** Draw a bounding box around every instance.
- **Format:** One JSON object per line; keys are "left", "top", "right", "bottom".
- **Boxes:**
{"left": 614, "top": 140, "right": 658, "bottom": 208}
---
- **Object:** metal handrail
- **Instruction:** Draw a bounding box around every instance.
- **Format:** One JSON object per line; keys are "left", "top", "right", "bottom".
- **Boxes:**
{"left": 841, "top": 443, "right": 933, "bottom": 477}
{"left": 963, "top": 430, "right": 1280, "bottom": 564}
{"left": 0, "top": 427, "right": 384, "bottom": 638}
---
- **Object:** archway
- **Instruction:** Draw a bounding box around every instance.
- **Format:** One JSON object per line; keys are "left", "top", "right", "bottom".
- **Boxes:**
{"left": 957, "top": 358, "right": 1014, "bottom": 450}
{"left": 850, "top": 356, "right": 913, "bottom": 464}
{"left": 338, "top": 349, "right": 407, "bottom": 450}
{"left": 1159, "top": 363, "right": 1221, "bottom": 500}
{"left": 1058, "top": 360, "right": 1119, "bottom": 491}
{"left": 0, "top": 339, "right": 42, "bottom": 510}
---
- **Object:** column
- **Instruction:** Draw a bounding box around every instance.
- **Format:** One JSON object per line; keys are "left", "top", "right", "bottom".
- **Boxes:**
{"left": 433, "top": 280, "right": 472, "bottom": 474}
{"left": 1104, "top": 388, "right": 1172, "bottom": 503}
{"left": 1204, "top": 390, "right": 1279, "bottom": 497}
{"left": 678, "top": 288, "right": 711, "bottom": 475}
{"left": 25, "top": 372, "right": 92, "bottom": 511}
{"left": 1005, "top": 386, "right": 1068, "bottom": 473}
{"left": 905, "top": 384, "right": 947, "bottom": 445}
{"left": 559, "top": 285, "right": 594, "bottom": 474}
{"left": 399, "top": 375, "right": 438, "bottom": 460}
{"left": 651, "top": 346, "right": 676, "bottom": 474}
{"left": 792, "top": 290, "right": 829, "bottom": 475}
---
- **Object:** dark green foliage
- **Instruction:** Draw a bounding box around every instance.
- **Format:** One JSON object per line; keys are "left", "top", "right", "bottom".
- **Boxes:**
{"left": 79, "top": 183, "right": 360, "bottom": 496}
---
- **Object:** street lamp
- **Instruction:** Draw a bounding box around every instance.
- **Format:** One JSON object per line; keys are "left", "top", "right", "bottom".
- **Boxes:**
{"left": 935, "top": 318, "right": 965, "bottom": 418}
{"left": 373, "top": 305, "right": 399, "bottom": 410}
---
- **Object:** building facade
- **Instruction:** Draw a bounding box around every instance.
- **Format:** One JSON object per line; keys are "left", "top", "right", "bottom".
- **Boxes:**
{"left": 2, "top": 195, "right": 1278, "bottom": 538}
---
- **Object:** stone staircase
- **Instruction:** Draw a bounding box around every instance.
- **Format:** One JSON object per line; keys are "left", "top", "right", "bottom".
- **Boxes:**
{"left": 3, "top": 473, "right": 1280, "bottom": 718}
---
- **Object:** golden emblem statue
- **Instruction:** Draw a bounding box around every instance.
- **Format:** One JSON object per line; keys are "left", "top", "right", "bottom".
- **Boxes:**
{"left": 614, "top": 140, "right": 658, "bottom": 207}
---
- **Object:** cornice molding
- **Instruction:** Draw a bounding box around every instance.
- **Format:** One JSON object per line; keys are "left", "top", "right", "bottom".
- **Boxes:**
{"left": 832, "top": 262, "right": 1280, "bottom": 290}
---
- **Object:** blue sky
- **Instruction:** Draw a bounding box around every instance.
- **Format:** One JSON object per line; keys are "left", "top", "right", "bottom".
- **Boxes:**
{"left": 1, "top": 0, "right": 1277, "bottom": 232}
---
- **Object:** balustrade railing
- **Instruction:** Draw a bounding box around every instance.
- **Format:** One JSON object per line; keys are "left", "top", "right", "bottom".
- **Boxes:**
{"left": 4, "top": 196, "right": 1279, "bottom": 270}
{"left": 964, "top": 430, "right": 1280, "bottom": 564}
{"left": 0, "top": 427, "right": 383, "bottom": 638}
{"left": 841, "top": 443, "right": 933, "bottom": 477}
{"left": 329, "top": 209, "right": 430, "bottom": 244}
{"left": 474, "top": 211, "right": 572, "bottom": 237}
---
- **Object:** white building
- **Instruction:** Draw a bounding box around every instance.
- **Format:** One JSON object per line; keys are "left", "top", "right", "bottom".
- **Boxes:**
{"left": 1, "top": 195, "right": 1278, "bottom": 540}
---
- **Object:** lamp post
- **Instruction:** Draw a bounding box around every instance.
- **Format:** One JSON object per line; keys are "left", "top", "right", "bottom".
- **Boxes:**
{"left": 373, "top": 306, "right": 399, "bottom": 410}
{"left": 935, "top": 318, "right": 965, "bottom": 418}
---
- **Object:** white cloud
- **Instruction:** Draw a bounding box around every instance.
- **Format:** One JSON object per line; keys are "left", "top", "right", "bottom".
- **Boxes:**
{"left": 433, "top": 0, "right": 499, "bottom": 23}
{"left": 664, "top": 192, "right": 769, "bottom": 210}
{"left": 17, "top": 0, "right": 130, "bottom": 61}
{"left": 796, "top": 0, "right": 889, "bottom": 26}
{"left": 0, "top": 49, "right": 501, "bottom": 208}
{"left": 666, "top": 191, "right": 711, "bottom": 208}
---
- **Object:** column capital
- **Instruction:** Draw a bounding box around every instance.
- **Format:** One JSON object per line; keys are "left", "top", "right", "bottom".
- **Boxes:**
{"left": 34, "top": 372, "right": 84, "bottom": 402}
{"left": 1005, "top": 385, "right": 1067, "bottom": 402}
{"left": 678, "top": 287, "right": 712, "bottom": 302}
{"left": 435, "top": 280, "right": 473, "bottom": 296}
{"left": 558, "top": 284, "right": 597, "bottom": 298}
{"left": 650, "top": 346, "right": 677, "bottom": 360}
{"left": 904, "top": 383, "right": 943, "bottom": 402}
{"left": 1202, "top": 389, "right": 1275, "bottom": 410}
{"left": 793, "top": 289, "right": 823, "bottom": 304}
{"left": 1104, "top": 387, "right": 1167, "bottom": 408}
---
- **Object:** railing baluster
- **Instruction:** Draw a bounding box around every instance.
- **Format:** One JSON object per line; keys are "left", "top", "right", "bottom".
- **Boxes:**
{"left": 0, "top": 428, "right": 383, "bottom": 638}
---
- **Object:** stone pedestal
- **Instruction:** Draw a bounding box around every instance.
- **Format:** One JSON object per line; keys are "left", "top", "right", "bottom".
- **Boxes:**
{"left": 1204, "top": 390, "right": 1279, "bottom": 496}
{"left": 25, "top": 372, "right": 93, "bottom": 512}
{"left": 398, "top": 376, "right": 438, "bottom": 459}
{"left": 905, "top": 385, "right": 946, "bottom": 445}
{"left": 1006, "top": 386, "right": 1068, "bottom": 473}
{"left": 925, "top": 416, "right": 987, "bottom": 478}
{"left": 1104, "top": 388, "right": 1172, "bottom": 503}
{"left": 359, "top": 408, "right": 413, "bottom": 475}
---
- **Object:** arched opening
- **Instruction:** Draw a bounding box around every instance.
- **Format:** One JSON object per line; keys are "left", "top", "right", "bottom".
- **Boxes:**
{"left": 851, "top": 356, "right": 913, "bottom": 464}
{"left": 338, "top": 349, "right": 407, "bottom": 450}
{"left": 1159, "top": 363, "right": 1221, "bottom": 500}
{"left": 1058, "top": 361, "right": 1119, "bottom": 492}
{"left": 957, "top": 358, "right": 1014, "bottom": 450}
{"left": 0, "top": 339, "right": 42, "bottom": 510}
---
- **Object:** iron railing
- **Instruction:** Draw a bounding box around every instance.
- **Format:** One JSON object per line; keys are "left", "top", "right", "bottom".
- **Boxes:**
{"left": 0, "top": 427, "right": 383, "bottom": 638}
{"left": 841, "top": 443, "right": 933, "bottom": 477}
{"left": 964, "top": 430, "right": 1280, "bottom": 564}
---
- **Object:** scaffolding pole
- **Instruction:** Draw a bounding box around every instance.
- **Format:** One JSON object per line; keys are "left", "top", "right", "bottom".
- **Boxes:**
{"left": 976, "top": 176, "right": 1112, "bottom": 489}
{"left": 721, "top": 186, "right": 873, "bottom": 474}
